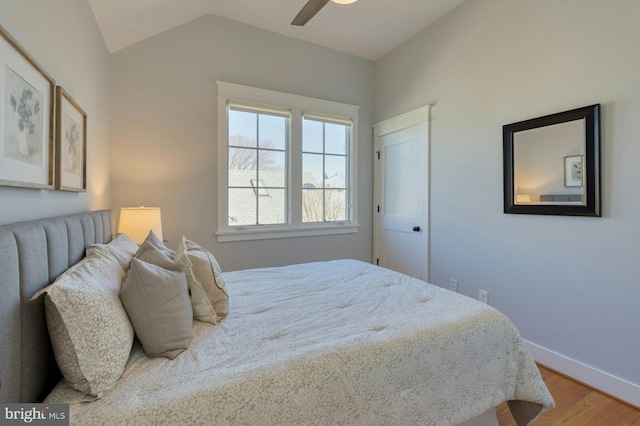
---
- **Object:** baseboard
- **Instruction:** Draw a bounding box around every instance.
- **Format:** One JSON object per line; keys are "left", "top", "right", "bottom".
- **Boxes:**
{"left": 525, "top": 340, "right": 640, "bottom": 408}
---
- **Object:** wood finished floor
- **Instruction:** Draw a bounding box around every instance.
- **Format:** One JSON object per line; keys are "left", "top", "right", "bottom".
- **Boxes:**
{"left": 497, "top": 365, "right": 640, "bottom": 425}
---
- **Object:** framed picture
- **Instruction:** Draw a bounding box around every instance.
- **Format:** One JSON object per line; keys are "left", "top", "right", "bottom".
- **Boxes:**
{"left": 55, "top": 87, "right": 86, "bottom": 192}
{"left": 0, "top": 24, "right": 55, "bottom": 189}
{"left": 564, "top": 155, "right": 583, "bottom": 187}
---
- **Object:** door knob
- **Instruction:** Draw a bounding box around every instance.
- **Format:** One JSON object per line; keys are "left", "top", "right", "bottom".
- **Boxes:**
{"left": 412, "top": 226, "right": 421, "bottom": 232}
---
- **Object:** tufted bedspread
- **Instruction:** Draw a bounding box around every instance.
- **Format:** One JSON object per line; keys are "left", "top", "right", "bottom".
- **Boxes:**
{"left": 46, "top": 259, "right": 553, "bottom": 425}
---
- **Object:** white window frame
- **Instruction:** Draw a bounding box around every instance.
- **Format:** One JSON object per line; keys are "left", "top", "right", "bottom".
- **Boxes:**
{"left": 216, "top": 81, "right": 359, "bottom": 242}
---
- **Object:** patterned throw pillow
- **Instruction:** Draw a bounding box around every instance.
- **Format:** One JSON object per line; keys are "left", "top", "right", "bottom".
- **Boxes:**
{"left": 31, "top": 251, "right": 134, "bottom": 398}
{"left": 86, "top": 233, "right": 138, "bottom": 270}
{"left": 175, "top": 237, "right": 229, "bottom": 324}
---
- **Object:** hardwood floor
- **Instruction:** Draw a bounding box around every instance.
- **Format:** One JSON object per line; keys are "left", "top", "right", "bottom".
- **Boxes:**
{"left": 497, "top": 365, "right": 640, "bottom": 426}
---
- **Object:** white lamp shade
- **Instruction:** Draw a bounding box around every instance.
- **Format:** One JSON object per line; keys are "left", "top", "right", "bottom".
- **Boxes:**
{"left": 332, "top": 0, "right": 357, "bottom": 4}
{"left": 118, "top": 207, "right": 163, "bottom": 245}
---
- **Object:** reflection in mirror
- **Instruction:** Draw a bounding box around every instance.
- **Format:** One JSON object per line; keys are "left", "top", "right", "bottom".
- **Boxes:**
{"left": 514, "top": 119, "right": 585, "bottom": 205}
{"left": 503, "top": 104, "right": 600, "bottom": 216}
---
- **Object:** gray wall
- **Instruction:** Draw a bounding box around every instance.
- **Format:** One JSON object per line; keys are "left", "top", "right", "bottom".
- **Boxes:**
{"left": 110, "top": 15, "right": 374, "bottom": 271}
{"left": 0, "top": 0, "right": 112, "bottom": 224}
{"left": 375, "top": 0, "right": 640, "bottom": 385}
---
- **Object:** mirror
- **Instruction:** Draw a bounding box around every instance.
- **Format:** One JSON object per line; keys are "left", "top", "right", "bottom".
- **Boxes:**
{"left": 503, "top": 104, "right": 600, "bottom": 216}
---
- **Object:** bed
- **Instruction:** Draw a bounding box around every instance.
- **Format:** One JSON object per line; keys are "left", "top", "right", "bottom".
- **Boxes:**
{"left": 0, "top": 210, "right": 554, "bottom": 425}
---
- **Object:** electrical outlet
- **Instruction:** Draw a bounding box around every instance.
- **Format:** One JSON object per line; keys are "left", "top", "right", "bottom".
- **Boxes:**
{"left": 479, "top": 290, "right": 489, "bottom": 304}
{"left": 449, "top": 279, "right": 458, "bottom": 293}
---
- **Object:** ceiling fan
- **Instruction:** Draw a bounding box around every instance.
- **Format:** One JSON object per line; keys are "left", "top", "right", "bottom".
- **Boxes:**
{"left": 291, "top": 0, "right": 357, "bottom": 26}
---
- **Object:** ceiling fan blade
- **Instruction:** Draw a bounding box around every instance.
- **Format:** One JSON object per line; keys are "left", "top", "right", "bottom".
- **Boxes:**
{"left": 291, "top": 0, "right": 331, "bottom": 26}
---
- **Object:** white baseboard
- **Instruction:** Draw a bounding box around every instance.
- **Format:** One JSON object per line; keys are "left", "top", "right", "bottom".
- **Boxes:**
{"left": 525, "top": 340, "right": 640, "bottom": 408}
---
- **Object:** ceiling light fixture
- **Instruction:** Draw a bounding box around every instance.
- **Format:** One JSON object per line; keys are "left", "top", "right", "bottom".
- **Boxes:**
{"left": 292, "top": 0, "right": 358, "bottom": 26}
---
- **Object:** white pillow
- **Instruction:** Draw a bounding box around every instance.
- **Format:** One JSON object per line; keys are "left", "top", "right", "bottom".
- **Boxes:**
{"left": 175, "top": 237, "right": 229, "bottom": 324}
{"left": 31, "top": 251, "right": 134, "bottom": 398}
{"left": 86, "top": 233, "right": 138, "bottom": 270}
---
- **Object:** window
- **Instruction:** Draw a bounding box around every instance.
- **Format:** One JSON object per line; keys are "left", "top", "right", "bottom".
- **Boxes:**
{"left": 302, "top": 117, "right": 349, "bottom": 223}
{"left": 217, "top": 82, "right": 359, "bottom": 242}
{"left": 227, "top": 107, "right": 287, "bottom": 226}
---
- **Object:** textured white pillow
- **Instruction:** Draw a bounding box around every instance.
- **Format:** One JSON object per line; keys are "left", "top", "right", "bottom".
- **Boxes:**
{"left": 175, "top": 237, "right": 229, "bottom": 324}
{"left": 86, "top": 233, "right": 138, "bottom": 270}
{"left": 175, "top": 240, "right": 216, "bottom": 324}
{"left": 31, "top": 251, "right": 134, "bottom": 398}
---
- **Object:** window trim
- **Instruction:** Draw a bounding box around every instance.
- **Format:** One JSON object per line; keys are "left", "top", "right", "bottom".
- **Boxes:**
{"left": 216, "top": 81, "right": 359, "bottom": 242}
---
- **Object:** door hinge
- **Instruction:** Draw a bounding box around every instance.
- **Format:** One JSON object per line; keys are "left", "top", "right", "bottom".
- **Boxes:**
{"left": 376, "top": 258, "right": 379, "bottom": 266}
{"left": 377, "top": 205, "right": 380, "bottom": 213}
{"left": 376, "top": 151, "right": 380, "bottom": 160}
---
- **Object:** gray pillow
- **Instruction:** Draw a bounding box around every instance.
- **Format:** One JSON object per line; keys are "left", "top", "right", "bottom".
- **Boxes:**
{"left": 120, "top": 258, "right": 193, "bottom": 359}
{"left": 142, "top": 230, "right": 176, "bottom": 257}
{"left": 135, "top": 237, "right": 179, "bottom": 271}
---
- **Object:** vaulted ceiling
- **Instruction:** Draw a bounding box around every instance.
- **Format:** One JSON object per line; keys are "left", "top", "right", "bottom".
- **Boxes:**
{"left": 88, "top": 0, "right": 466, "bottom": 61}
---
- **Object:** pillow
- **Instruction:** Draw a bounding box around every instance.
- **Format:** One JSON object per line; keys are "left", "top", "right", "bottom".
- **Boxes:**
{"left": 175, "top": 237, "right": 229, "bottom": 323}
{"left": 120, "top": 258, "right": 193, "bottom": 359}
{"left": 141, "top": 230, "right": 176, "bottom": 257}
{"left": 31, "top": 252, "right": 134, "bottom": 398}
{"left": 174, "top": 239, "right": 216, "bottom": 324}
{"left": 135, "top": 237, "right": 180, "bottom": 271}
{"left": 86, "top": 233, "right": 138, "bottom": 270}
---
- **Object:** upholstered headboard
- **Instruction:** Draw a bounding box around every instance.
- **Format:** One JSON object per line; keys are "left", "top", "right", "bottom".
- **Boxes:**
{"left": 0, "top": 210, "right": 113, "bottom": 403}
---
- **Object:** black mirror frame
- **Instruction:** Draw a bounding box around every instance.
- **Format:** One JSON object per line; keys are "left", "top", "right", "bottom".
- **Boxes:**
{"left": 503, "top": 104, "right": 601, "bottom": 216}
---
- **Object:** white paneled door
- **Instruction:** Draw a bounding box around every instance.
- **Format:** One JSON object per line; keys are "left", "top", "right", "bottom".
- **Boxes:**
{"left": 373, "top": 107, "right": 429, "bottom": 281}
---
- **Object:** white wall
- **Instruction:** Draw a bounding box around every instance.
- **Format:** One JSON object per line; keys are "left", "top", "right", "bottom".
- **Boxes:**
{"left": 375, "top": 0, "right": 640, "bottom": 393}
{"left": 0, "top": 0, "right": 112, "bottom": 224}
{"left": 110, "top": 15, "right": 374, "bottom": 271}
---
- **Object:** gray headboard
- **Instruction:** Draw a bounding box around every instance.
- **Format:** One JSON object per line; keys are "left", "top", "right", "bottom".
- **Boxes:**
{"left": 0, "top": 210, "right": 113, "bottom": 403}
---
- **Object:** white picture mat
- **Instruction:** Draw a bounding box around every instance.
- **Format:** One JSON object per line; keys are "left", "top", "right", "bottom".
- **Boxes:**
{"left": 58, "top": 94, "right": 84, "bottom": 190}
{"left": 0, "top": 34, "right": 52, "bottom": 187}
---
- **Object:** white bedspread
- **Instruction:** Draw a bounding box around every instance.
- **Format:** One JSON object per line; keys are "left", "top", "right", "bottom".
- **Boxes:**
{"left": 46, "top": 260, "right": 553, "bottom": 425}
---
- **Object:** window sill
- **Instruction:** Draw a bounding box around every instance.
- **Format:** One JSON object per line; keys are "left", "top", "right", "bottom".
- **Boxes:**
{"left": 216, "top": 223, "right": 360, "bottom": 242}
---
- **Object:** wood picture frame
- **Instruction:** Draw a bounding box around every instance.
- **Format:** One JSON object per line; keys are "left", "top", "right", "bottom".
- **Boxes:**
{"left": 55, "top": 87, "right": 86, "bottom": 192}
{"left": 0, "top": 23, "right": 55, "bottom": 190}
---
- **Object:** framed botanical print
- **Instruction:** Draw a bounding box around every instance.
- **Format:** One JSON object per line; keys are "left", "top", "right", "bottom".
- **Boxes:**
{"left": 564, "top": 155, "right": 583, "bottom": 188}
{"left": 55, "top": 87, "right": 86, "bottom": 192}
{"left": 0, "top": 24, "right": 55, "bottom": 189}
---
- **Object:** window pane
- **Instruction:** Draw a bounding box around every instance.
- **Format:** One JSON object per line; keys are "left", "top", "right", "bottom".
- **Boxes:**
{"left": 228, "top": 188, "right": 256, "bottom": 226}
{"left": 228, "top": 148, "right": 257, "bottom": 172}
{"left": 250, "top": 179, "right": 269, "bottom": 196}
{"left": 302, "top": 189, "right": 324, "bottom": 223}
{"left": 259, "top": 114, "right": 286, "bottom": 151}
{"left": 325, "top": 123, "right": 347, "bottom": 155}
{"left": 302, "top": 119, "right": 323, "bottom": 153}
{"left": 228, "top": 169, "right": 255, "bottom": 188}
{"left": 259, "top": 149, "right": 285, "bottom": 172}
{"left": 302, "top": 153, "right": 324, "bottom": 187}
{"left": 325, "top": 189, "right": 347, "bottom": 222}
{"left": 259, "top": 151, "right": 286, "bottom": 188}
{"left": 258, "top": 189, "right": 286, "bottom": 225}
{"left": 324, "top": 155, "right": 346, "bottom": 189}
{"left": 229, "top": 110, "right": 257, "bottom": 148}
